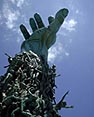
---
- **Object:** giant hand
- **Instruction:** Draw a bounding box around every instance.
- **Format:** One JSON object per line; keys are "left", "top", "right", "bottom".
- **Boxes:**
{"left": 20, "top": 8, "right": 69, "bottom": 61}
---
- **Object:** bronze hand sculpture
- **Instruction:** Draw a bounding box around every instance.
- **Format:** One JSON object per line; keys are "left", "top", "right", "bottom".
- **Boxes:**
{"left": 20, "top": 8, "right": 69, "bottom": 61}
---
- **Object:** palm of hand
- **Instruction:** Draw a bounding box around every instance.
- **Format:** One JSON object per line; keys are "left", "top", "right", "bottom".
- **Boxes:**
{"left": 20, "top": 8, "right": 69, "bottom": 61}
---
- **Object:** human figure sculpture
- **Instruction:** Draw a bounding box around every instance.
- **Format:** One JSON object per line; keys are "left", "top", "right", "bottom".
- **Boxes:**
{"left": 20, "top": 8, "right": 69, "bottom": 62}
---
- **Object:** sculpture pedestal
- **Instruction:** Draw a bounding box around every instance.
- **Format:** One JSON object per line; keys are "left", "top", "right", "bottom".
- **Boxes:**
{"left": 0, "top": 51, "right": 61, "bottom": 117}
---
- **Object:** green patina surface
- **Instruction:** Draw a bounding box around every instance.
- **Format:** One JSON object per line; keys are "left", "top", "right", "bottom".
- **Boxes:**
{"left": 20, "top": 8, "right": 69, "bottom": 61}
{"left": 0, "top": 8, "right": 73, "bottom": 117}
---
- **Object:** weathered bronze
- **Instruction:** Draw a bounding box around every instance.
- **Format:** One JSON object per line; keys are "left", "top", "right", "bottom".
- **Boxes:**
{"left": 20, "top": 8, "right": 69, "bottom": 61}
{"left": 0, "top": 8, "right": 73, "bottom": 117}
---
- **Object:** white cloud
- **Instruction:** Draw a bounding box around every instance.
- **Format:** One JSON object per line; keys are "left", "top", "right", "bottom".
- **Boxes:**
{"left": 16, "top": 37, "right": 21, "bottom": 43}
{"left": 65, "top": 52, "right": 70, "bottom": 56}
{"left": 0, "top": 14, "right": 2, "bottom": 24}
{"left": 48, "top": 43, "right": 69, "bottom": 63}
{"left": 17, "top": 0, "right": 25, "bottom": 8}
{"left": 75, "top": 10, "right": 79, "bottom": 14}
{"left": 6, "top": 10, "right": 20, "bottom": 29}
{"left": 10, "top": 0, "right": 15, "bottom": 4}
{"left": 0, "top": 14, "right": 1, "bottom": 20}
{"left": 2, "top": 2, "right": 20, "bottom": 29}
{"left": 10, "top": 0, "right": 25, "bottom": 8}
{"left": 48, "top": 43, "right": 62, "bottom": 63}
{"left": 62, "top": 19, "right": 77, "bottom": 32}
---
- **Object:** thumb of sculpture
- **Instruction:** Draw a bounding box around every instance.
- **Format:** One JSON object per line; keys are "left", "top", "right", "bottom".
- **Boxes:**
{"left": 55, "top": 8, "right": 69, "bottom": 24}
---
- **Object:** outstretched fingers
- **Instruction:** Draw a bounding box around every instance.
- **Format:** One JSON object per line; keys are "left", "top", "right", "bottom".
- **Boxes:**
{"left": 20, "top": 24, "right": 30, "bottom": 40}
{"left": 48, "top": 16, "right": 54, "bottom": 24}
{"left": 29, "top": 18, "right": 37, "bottom": 32}
{"left": 34, "top": 13, "right": 45, "bottom": 28}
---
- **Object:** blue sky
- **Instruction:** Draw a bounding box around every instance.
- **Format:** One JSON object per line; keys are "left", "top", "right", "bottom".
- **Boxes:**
{"left": 0, "top": 0, "right": 94, "bottom": 116}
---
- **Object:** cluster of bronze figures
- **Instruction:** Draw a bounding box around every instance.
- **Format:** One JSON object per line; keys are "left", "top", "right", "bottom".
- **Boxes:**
{"left": 0, "top": 8, "right": 73, "bottom": 117}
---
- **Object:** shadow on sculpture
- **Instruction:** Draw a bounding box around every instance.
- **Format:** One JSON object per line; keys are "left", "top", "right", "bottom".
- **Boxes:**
{"left": 0, "top": 8, "right": 73, "bottom": 117}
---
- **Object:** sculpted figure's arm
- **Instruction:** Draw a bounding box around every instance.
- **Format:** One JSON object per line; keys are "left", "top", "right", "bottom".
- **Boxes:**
{"left": 20, "top": 8, "right": 69, "bottom": 61}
